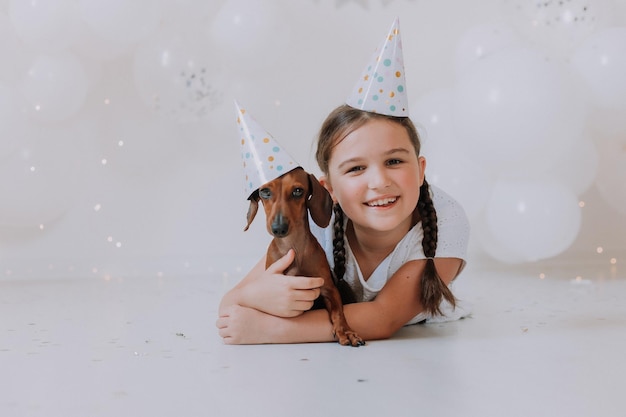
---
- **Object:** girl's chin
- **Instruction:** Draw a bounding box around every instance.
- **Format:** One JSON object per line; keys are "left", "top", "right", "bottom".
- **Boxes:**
{"left": 361, "top": 213, "right": 412, "bottom": 231}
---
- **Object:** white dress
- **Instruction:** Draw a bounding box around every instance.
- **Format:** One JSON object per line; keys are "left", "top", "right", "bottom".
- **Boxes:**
{"left": 310, "top": 185, "right": 471, "bottom": 325}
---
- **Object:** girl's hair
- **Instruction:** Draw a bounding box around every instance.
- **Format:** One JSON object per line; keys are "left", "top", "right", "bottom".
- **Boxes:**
{"left": 315, "top": 104, "right": 455, "bottom": 315}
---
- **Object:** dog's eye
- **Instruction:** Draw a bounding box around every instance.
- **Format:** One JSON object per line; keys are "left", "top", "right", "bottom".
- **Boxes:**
{"left": 259, "top": 188, "right": 272, "bottom": 199}
{"left": 292, "top": 188, "right": 304, "bottom": 198}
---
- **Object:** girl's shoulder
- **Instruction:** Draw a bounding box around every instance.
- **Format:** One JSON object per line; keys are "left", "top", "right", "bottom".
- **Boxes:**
{"left": 430, "top": 185, "right": 468, "bottom": 225}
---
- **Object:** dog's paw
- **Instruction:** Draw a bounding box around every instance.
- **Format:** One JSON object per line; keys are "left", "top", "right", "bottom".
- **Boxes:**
{"left": 335, "top": 329, "right": 365, "bottom": 347}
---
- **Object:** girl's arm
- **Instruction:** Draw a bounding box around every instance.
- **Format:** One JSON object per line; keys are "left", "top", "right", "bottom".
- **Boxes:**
{"left": 218, "top": 249, "right": 325, "bottom": 318}
{"left": 216, "top": 257, "right": 464, "bottom": 344}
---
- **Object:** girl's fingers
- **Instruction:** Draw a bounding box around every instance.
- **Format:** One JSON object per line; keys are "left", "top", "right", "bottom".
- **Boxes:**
{"left": 291, "top": 277, "right": 325, "bottom": 291}
{"left": 292, "top": 300, "right": 315, "bottom": 312}
{"left": 294, "top": 287, "right": 320, "bottom": 301}
{"left": 266, "top": 250, "right": 324, "bottom": 291}
{"left": 266, "top": 249, "right": 295, "bottom": 274}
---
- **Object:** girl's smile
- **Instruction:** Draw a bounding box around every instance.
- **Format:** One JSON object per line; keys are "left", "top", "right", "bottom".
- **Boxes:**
{"left": 365, "top": 195, "right": 398, "bottom": 208}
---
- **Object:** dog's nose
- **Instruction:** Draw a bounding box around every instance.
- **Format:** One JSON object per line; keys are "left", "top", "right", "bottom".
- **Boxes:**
{"left": 271, "top": 213, "right": 289, "bottom": 237}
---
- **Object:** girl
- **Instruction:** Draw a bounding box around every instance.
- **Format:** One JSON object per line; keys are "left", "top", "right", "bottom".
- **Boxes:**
{"left": 216, "top": 104, "right": 470, "bottom": 344}
{"left": 217, "top": 18, "right": 470, "bottom": 344}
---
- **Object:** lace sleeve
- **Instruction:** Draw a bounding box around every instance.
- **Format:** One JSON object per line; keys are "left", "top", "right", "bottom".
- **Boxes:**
{"left": 431, "top": 185, "right": 470, "bottom": 261}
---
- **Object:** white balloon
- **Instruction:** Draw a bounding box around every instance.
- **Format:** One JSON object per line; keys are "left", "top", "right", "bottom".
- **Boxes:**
{"left": 500, "top": 0, "right": 611, "bottom": 54}
{"left": 160, "top": 0, "right": 225, "bottom": 28}
{"left": 71, "top": 25, "right": 136, "bottom": 63}
{"left": 80, "top": 0, "right": 165, "bottom": 44}
{"left": 543, "top": 137, "right": 598, "bottom": 196}
{"left": 19, "top": 52, "right": 88, "bottom": 122}
{"left": 453, "top": 47, "right": 586, "bottom": 175}
{"left": 209, "top": 0, "right": 292, "bottom": 73}
{"left": 8, "top": 0, "right": 80, "bottom": 52}
{"left": 0, "top": 12, "right": 34, "bottom": 82}
{"left": 411, "top": 88, "right": 456, "bottom": 144}
{"left": 586, "top": 105, "right": 626, "bottom": 136}
{"left": 132, "top": 32, "right": 225, "bottom": 123}
{"left": 91, "top": 62, "right": 192, "bottom": 178}
{"left": 412, "top": 89, "right": 492, "bottom": 220}
{"left": 0, "top": 84, "right": 23, "bottom": 159}
{"left": 425, "top": 149, "right": 493, "bottom": 222}
{"left": 475, "top": 212, "right": 526, "bottom": 264}
{"left": 97, "top": 104, "right": 188, "bottom": 179}
{"left": 571, "top": 27, "right": 626, "bottom": 110}
{"left": 485, "top": 179, "right": 582, "bottom": 262}
{"left": 0, "top": 124, "right": 89, "bottom": 228}
{"left": 594, "top": 138, "right": 626, "bottom": 216}
{"left": 454, "top": 23, "right": 522, "bottom": 79}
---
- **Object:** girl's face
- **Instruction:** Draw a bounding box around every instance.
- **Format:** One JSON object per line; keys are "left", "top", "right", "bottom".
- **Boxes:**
{"left": 322, "top": 118, "right": 425, "bottom": 235}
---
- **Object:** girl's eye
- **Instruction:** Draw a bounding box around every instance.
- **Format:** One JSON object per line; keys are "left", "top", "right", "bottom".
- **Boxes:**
{"left": 292, "top": 187, "right": 304, "bottom": 198}
{"left": 259, "top": 188, "right": 272, "bottom": 199}
{"left": 346, "top": 165, "right": 365, "bottom": 174}
{"left": 387, "top": 158, "right": 403, "bottom": 166}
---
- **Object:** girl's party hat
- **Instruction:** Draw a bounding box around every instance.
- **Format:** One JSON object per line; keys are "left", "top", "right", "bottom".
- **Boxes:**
{"left": 235, "top": 101, "right": 300, "bottom": 199}
{"left": 346, "top": 17, "right": 409, "bottom": 117}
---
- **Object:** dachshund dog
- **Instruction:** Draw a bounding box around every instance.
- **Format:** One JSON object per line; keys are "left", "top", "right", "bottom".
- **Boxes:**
{"left": 244, "top": 167, "right": 364, "bottom": 347}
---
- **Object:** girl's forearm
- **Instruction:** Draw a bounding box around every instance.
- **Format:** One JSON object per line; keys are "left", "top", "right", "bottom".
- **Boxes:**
{"left": 218, "top": 298, "right": 410, "bottom": 345}
{"left": 269, "top": 301, "right": 399, "bottom": 344}
{"left": 219, "top": 285, "right": 264, "bottom": 316}
{"left": 269, "top": 308, "right": 336, "bottom": 344}
{"left": 218, "top": 287, "right": 241, "bottom": 315}
{"left": 218, "top": 257, "right": 267, "bottom": 315}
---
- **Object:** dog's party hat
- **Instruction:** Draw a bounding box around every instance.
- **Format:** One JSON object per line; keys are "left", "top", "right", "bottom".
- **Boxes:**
{"left": 346, "top": 17, "right": 409, "bottom": 117}
{"left": 235, "top": 101, "right": 300, "bottom": 199}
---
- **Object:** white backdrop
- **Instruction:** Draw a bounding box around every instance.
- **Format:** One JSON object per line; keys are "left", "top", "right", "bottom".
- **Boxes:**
{"left": 1, "top": 0, "right": 625, "bottom": 280}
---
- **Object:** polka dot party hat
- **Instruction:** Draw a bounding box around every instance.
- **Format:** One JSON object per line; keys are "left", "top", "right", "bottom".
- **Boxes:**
{"left": 346, "top": 17, "right": 409, "bottom": 117}
{"left": 235, "top": 101, "right": 300, "bottom": 199}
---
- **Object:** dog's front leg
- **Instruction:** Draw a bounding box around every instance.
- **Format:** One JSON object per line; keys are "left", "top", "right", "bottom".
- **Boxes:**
{"left": 320, "top": 286, "right": 364, "bottom": 347}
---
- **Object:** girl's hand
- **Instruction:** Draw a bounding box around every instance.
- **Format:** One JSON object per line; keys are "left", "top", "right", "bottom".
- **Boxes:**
{"left": 217, "top": 305, "right": 279, "bottom": 345}
{"left": 240, "top": 249, "right": 324, "bottom": 318}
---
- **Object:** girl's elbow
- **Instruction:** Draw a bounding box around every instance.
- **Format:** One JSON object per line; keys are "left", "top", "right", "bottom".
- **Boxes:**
{"left": 376, "top": 328, "right": 396, "bottom": 341}
{"left": 368, "top": 319, "right": 403, "bottom": 340}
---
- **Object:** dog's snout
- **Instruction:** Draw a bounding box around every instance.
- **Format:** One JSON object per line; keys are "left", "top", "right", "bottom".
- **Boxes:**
{"left": 271, "top": 213, "right": 289, "bottom": 237}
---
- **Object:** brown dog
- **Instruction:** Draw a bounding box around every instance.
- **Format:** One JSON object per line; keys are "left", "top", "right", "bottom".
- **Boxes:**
{"left": 244, "top": 167, "right": 364, "bottom": 347}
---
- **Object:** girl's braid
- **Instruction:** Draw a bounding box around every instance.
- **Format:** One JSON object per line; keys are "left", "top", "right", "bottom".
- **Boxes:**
{"left": 417, "top": 180, "right": 456, "bottom": 315}
{"left": 332, "top": 203, "right": 356, "bottom": 304}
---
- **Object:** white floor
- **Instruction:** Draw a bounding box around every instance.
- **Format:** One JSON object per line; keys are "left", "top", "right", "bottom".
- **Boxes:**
{"left": 1, "top": 261, "right": 625, "bottom": 417}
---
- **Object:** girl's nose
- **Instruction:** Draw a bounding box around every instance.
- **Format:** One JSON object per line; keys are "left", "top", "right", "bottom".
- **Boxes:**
{"left": 367, "top": 166, "right": 391, "bottom": 189}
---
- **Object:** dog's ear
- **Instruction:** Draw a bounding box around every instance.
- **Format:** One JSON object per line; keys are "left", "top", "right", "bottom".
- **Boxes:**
{"left": 244, "top": 191, "right": 260, "bottom": 231}
{"left": 307, "top": 173, "right": 333, "bottom": 228}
